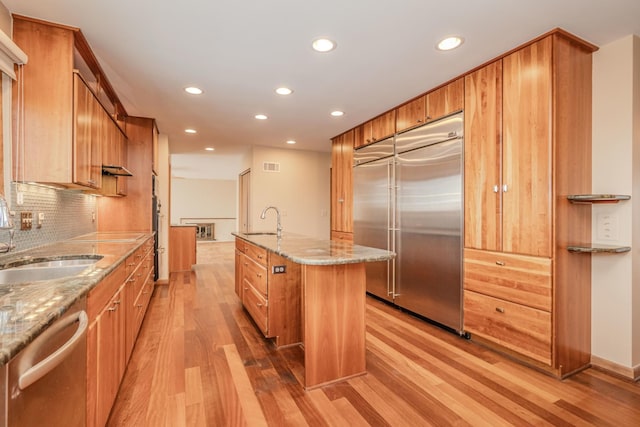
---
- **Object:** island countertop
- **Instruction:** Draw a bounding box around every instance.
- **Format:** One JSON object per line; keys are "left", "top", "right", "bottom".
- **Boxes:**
{"left": 232, "top": 232, "right": 394, "bottom": 265}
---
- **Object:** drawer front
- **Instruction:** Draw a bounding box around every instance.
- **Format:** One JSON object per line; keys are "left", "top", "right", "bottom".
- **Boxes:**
{"left": 464, "top": 248, "right": 552, "bottom": 311}
{"left": 245, "top": 243, "right": 268, "bottom": 267}
{"left": 242, "top": 281, "right": 268, "bottom": 335}
{"left": 243, "top": 257, "right": 268, "bottom": 296}
{"left": 464, "top": 290, "right": 551, "bottom": 365}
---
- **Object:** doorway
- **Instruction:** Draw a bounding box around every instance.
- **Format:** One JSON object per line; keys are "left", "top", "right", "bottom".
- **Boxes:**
{"left": 239, "top": 169, "right": 250, "bottom": 233}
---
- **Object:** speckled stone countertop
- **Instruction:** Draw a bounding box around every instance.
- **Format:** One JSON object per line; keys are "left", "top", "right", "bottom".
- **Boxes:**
{"left": 232, "top": 232, "right": 395, "bottom": 265}
{"left": 0, "top": 232, "right": 153, "bottom": 365}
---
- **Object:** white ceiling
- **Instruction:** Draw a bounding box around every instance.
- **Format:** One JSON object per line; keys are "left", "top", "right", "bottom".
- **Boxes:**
{"left": 3, "top": 0, "right": 640, "bottom": 157}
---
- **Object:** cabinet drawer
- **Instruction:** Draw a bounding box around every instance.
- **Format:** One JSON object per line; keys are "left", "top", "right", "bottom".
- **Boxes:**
{"left": 464, "top": 290, "right": 551, "bottom": 365}
{"left": 236, "top": 239, "right": 268, "bottom": 267}
{"left": 243, "top": 257, "right": 268, "bottom": 296}
{"left": 242, "top": 281, "right": 268, "bottom": 335}
{"left": 464, "top": 248, "right": 551, "bottom": 311}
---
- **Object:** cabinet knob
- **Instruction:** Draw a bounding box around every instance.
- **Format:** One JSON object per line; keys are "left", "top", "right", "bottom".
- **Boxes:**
{"left": 495, "top": 261, "right": 505, "bottom": 266}
{"left": 493, "top": 185, "right": 499, "bottom": 193}
{"left": 503, "top": 184, "right": 508, "bottom": 193}
{"left": 417, "top": 119, "right": 423, "bottom": 123}
{"left": 338, "top": 198, "right": 344, "bottom": 203}
{"left": 495, "top": 307, "right": 505, "bottom": 314}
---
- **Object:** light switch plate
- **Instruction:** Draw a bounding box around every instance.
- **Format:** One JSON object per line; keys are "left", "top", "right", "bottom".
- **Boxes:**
{"left": 596, "top": 213, "right": 618, "bottom": 241}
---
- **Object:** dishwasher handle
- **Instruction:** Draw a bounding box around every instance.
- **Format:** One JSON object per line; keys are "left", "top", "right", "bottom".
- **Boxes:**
{"left": 18, "top": 310, "right": 88, "bottom": 390}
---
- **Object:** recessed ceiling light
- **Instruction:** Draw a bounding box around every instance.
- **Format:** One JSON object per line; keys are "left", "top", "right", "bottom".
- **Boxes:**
{"left": 184, "top": 86, "right": 203, "bottom": 95}
{"left": 286, "top": 140, "right": 296, "bottom": 145}
{"left": 330, "top": 110, "right": 345, "bottom": 117}
{"left": 275, "top": 87, "right": 293, "bottom": 95}
{"left": 436, "top": 36, "right": 464, "bottom": 51}
{"left": 185, "top": 128, "right": 197, "bottom": 134}
{"left": 312, "top": 38, "right": 336, "bottom": 53}
{"left": 255, "top": 114, "right": 268, "bottom": 120}
{"left": 205, "top": 147, "right": 215, "bottom": 151}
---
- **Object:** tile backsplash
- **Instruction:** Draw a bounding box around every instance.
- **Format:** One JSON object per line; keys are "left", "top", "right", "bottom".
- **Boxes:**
{"left": 0, "top": 182, "right": 97, "bottom": 256}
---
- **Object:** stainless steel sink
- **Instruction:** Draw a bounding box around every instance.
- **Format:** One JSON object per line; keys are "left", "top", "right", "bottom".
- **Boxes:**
{"left": 0, "top": 256, "right": 102, "bottom": 284}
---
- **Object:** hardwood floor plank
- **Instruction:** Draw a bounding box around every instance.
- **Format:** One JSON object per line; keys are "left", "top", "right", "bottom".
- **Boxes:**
{"left": 223, "top": 344, "right": 269, "bottom": 426}
{"left": 108, "top": 242, "right": 640, "bottom": 427}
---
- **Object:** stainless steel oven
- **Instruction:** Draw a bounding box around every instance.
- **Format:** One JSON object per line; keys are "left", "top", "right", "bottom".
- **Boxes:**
{"left": 2, "top": 297, "right": 87, "bottom": 426}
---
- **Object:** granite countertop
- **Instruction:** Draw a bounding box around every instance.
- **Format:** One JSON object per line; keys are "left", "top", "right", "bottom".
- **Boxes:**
{"left": 232, "top": 232, "right": 395, "bottom": 265}
{"left": 0, "top": 232, "right": 152, "bottom": 365}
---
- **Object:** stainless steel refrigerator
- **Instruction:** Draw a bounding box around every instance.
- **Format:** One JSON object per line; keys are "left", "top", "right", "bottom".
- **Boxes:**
{"left": 353, "top": 112, "right": 463, "bottom": 333}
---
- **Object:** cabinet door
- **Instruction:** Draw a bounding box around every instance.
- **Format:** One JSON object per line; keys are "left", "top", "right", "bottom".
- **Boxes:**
{"left": 396, "top": 96, "right": 426, "bottom": 132}
{"left": 502, "top": 37, "right": 552, "bottom": 257}
{"left": 331, "top": 131, "right": 353, "bottom": 235}
{"left": 426, "top": 78, "right": 464, "bottom": 121}
{"left": 371, "top": 110, "right": 396, "bottom": 141}
{"left": 73, "top": 74, "right": 94, "bottom": 187}
{"left": 94, "top": 288, "right": 125, "bottom": 427}
{"left": 464, "top": 60, "right": 503, "bottom": 251}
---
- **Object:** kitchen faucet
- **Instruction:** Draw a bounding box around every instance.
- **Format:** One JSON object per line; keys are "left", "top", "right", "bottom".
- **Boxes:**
{"left": 260, "top": 206, "right": 282, "bottom": 238}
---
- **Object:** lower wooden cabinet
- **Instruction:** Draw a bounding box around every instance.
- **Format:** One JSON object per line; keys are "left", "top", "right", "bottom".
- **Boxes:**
{"left": 463, "top": 248, "right": 553, "bottom": 366}
{"left": 235, "top": 238, "right": 301, "bottom": 347}
{"left": 87, "top": 237, "right": 155, "bottom": 427}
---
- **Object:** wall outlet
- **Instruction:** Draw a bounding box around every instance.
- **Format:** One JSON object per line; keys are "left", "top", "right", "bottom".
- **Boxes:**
{"left": 272, "top": 265, "right": 286, "bottom": 274}
{"left": 20, "top": 212, "right": 33, "bottom": 230}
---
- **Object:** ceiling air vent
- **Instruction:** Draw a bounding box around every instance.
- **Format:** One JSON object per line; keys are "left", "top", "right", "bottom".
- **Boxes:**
{"left": 262, "top": 162, "right": 280, "bottom": 172}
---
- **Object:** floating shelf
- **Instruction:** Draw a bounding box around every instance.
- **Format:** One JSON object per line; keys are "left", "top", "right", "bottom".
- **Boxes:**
{"left": 567, "top": 194, "right": 631, "bottom": 204}
{"left": 568, "top": 245, "right": 631, "bottom": 254}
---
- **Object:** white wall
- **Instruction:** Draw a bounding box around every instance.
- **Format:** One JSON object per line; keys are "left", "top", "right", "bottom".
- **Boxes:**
{"left": 591, "top": 34, "right": 640, "bottom": 374}
{"left": 250, "top": 146, "right": 330, "bottom": 239}
{"left": 157, "top": 133, "right": 170, "bottom": 282}
{"left": 170, "top": 177, "right": 237, "bottom": 241}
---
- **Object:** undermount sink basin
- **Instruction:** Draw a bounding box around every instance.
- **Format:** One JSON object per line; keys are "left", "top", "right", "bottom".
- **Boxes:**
{"left": 0, "top": 256, "right": 103, "bottom": 284}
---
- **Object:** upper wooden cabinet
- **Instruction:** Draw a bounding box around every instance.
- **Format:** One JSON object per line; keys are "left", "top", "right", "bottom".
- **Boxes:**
{"left": 395, "top": 78, "right": 464, "bottom": 133}
{"left": 357, "top": 110, "right": 395, "bottom": 148}
{"left": 426, "top": 78, "right": 464, "bottom": 122}
{"left": 11, "top": 16, "right": 128, "bottom": 190}
{"left": 395, "top": 95, "right": 426, "bottom": 133}
{"left": 331, "top": 130, "right": 354, "bottom": 236}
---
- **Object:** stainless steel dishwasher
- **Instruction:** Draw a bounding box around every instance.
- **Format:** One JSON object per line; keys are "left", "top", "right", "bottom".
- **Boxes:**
{"left": 1, "top": 297, "right": 88, "bottom": 427}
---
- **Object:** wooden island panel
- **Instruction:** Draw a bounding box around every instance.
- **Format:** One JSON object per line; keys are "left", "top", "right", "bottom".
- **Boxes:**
{"left": 302, "top": 262, "right": 366, "bottom": 389}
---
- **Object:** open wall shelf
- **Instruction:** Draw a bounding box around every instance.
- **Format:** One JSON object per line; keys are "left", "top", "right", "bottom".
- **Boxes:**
{"left": 567, "top": 194, "right": 631, "bottom": 204}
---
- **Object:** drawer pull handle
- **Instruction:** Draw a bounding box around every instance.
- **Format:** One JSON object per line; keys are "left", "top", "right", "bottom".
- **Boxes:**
{"left": 257, "top": 255, "right": 263, "bottom": 259}
{"left": 136, "top": 304, "right": 143, "bottom": 308}
{"left": 256, "top": 273, "right": 262, "bottom": 278}
{"left": 495, "top": 261, "right": 505, "bottom": 266}
{"left": 495, "top": 307, "right": 505, "bottom": 313}
{"left": 257, "top": 303, "right": 263, "bottom": 308}
{"left": 244, "top": 287, "right": 249, "bottom": 291}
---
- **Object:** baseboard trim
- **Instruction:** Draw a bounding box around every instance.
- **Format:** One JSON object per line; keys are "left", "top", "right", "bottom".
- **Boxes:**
{"left": 154, "top": 279, "right": 169, "bottom": 286}
{"left": 591, "top": 355, "right": 640, "bottom": 381}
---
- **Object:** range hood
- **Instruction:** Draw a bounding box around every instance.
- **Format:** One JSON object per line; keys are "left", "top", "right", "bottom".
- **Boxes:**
{"left": 102, "top": 165, "right": 133, "bottom": 177}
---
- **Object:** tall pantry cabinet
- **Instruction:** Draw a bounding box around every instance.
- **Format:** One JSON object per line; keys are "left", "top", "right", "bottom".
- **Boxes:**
{"left": 330, "top": 129, "right": 354, "bottom": 241}
{"left": 463, "top": 31, "right": 596, "bottom": 377}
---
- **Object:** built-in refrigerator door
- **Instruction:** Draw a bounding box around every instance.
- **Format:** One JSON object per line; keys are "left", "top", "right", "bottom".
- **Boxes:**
{"left": 394, "top": 137, "right": 462, "bottom": 332}
{"left": 353, "top": 142, "right": 394, "bottom": 302}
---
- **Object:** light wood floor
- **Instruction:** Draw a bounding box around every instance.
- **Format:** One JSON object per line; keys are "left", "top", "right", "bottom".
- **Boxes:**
{"left": 108, "top": 242, "right": 640, "bottom": 426}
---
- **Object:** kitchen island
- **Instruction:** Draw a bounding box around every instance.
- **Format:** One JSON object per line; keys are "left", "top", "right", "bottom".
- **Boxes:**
{"left": 233, "top": 232, "right": 394, "bottom": 389}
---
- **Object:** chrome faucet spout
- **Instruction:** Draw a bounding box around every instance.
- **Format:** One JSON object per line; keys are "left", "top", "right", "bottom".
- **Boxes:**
{"left": 260, "top": 206, "right": 282, "bottom": 238}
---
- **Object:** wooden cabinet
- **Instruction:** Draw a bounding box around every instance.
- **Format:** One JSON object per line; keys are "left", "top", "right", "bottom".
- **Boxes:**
{"left": 235, "top": 238, "right": 301, "bottom": 347}
{"left": 395, "top": 95, "right": 426, "bottom": 132}
{"left": 87, "top": 238, "right": 155, "bottom": 426}
{"left": 169, "top": 226, "right": 196, "bottom": 272}
{"left": 97, "top": 116, "right": 156, "bottom": 232}
{"left": 330, "top": 130, "right": 353, "bottom": 239}
{"left": 87, "top": 264, "right": 126, "bottom": 427}
{"left": 463, "top": 32, "right": 595, "bottom": 377}
{"left": 357, "top": 110, "right": 395, "bottom": 148}
{"left": 426, "top": 78, "right": 464, "bottom": 122}
{"left": 395, "top": 78, "right": 464, "bottom": 133}
{"left": 12, "top": 16, "right": 127, "bottom": 191}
